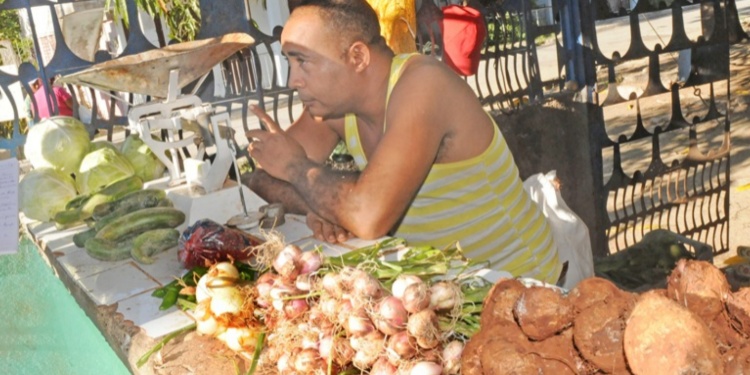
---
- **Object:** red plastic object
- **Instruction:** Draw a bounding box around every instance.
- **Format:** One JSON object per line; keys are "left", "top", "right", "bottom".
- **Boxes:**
{"left": 441, "top": 5, "right": 486, "bottom": 76}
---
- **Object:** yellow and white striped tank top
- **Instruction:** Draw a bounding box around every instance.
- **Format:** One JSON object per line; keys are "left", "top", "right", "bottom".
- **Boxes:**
{"left": 343, "top": 54, "right": 561, "bottom": 283}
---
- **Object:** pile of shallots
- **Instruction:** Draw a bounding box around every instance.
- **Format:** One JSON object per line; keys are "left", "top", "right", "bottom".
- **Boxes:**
{"left": 196, "top": 243, "right": 477, "bottom": 374}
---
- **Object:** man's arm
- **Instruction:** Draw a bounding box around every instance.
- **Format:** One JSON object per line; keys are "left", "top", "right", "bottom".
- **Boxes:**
{"left": 245, "top": 107, "right": 341, "bottom": 213}
{"left": 248, "top": 61, "right": 458, "bottom": 239}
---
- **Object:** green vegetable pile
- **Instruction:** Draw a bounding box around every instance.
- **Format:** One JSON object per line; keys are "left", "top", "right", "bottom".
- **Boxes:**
{"left": 64, "top": 177, "right": 186, "bottom": 264}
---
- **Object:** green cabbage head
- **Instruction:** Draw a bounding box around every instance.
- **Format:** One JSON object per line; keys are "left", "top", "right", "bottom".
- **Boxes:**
{"left": 76, "top": 147, "right": 135, "bottom": 194}
{"left": 24, "top": 116, "right": 91, "bottom": 174}
{"left": 120, "top": 134, "right": 166, "bottom": 182}
{"left": 19, "top": 168, "right": 78, "bottom": 222}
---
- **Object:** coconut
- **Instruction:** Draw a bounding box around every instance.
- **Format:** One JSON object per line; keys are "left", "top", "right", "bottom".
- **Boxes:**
{"left": 624, "top": 291, "right": 723, "bottom": 375}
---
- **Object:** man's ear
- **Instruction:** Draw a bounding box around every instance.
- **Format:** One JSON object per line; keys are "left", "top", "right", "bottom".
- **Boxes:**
{"left": 347, "top": 41, "right": 371, "bottom": 73}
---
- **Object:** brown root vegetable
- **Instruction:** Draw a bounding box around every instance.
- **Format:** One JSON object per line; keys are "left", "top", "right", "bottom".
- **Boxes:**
{"left": 480, "top": 278, "right": 525, "bottom": 326}
{"left": 513, "top": 286, "right": 573, "bottom": 341}
{"left": 572, "top": 294, "right": 635, "bottom": 374}
{"left": 726, "top": 287, "right": 750, "bottom": 336}
{"left": 724, "top": 344, "right": 750, "bottom": 375}
{"left": 530, "top": 328, "right": 578, "bottom": 374}
{"left": 568, "top": 277, "right": 630, "bottom": 313}
{"left": 666, "top": 259, "right": 730, "bottom": 322}
{"left": 461, "top": 320, "right": 528, "bottom": 375}
{"left": 624, "top": 291, "right": 723, "bottom": 375}
{"left": 480, "top": 337, "right": 541, "bottom": 374}
{"left": 706, "top": 312, "right": 746, "bottom": 353}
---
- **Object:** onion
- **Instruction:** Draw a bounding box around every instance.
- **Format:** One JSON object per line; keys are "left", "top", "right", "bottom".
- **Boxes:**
{"left": 217, "top": 327, "right": 257, "bottom": 352}
{"left": 386, "top": 331, "right": 418, "bottom": 365}
{"left": 284, "top": 298, "right": 309, "bottom": 320}
{"left": 322, "top": 335, "right": 355, "bottom": 366}
{"left": 402, "top": 282, "right": 431, "bottom": 313}
{"left": 347, "top": 308, "right": 376, "bottom": 336}
{"left": 295, "top": 273, "right": 313, "bottom": 291}
{"left": 193, "top": 299, "right": 220, "bottom": 336}
{"left": 205, "top": 262, "right": 240, "bottom": 287}
{"left": 351, "top": 269, "right": 383, "bottom": 299}
{"left": 293, "top": 348, "right": 325, "bottom": 373}
{"left": 269, "top": 284, "right": 297, "bottom": 312}
{"left": 442, "top": 340, "right": 464, "bottom": 374}
{"left": 319, "top": 295, "right": 338, "bottom": 319}
{"left": 429, "top": 281, "right": 461, "bottom": 311}
{"left": 195, "top": 275, "right": 211, "bottom": 303}
{"left": 409, "top": 361, "right": 443, "bottom": 375}
{"left": 273, "top": 244, "right": 302, "bottom": 279}
{"left": 373, "top": 296, "right": 408, "bottom": 336}
{"left": 407, "top": 309, "right": 441, "bottom": 349}
{"left": 391, "top": 274, "right": 422, "bottom": 299}
{"left": 336, "top": 298, "right": 355, "bottom": 326}
{"left": 277, "top": 352, "right": 292, "bottom": 373}
{"left": 298, "top": 251, "right": 322, "bottom": 275}
{"left": 209, "top": 285, "right": 244, "bottom": 316}
{"left": 371, "top": 357, "right": 398, "bottom": 375}
{"left": 321, "top": 272, "right": 344, "bottom": 298}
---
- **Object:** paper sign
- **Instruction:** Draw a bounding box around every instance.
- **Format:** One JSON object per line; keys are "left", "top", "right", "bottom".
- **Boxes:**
{"left": 0, "top": 158, "right": 19, "bottom": 255}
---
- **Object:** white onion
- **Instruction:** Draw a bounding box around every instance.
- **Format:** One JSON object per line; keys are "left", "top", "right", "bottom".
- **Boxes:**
{"left": 277, "top": 352, "right": 291, "bottom": 373}
{"left": 295, "top": 273, "right": 313, "bottom": 291}
{"left": 298, "top": 251, "right": 322, "bottom": 275}
{"left": 402, "top": 282, "right": 431, "bottom": 313}
{"left": 351, "top": 269, "right": 383, "bottom": 299}
{"left": 192, "top": 300, "right": 219, "bottom": 336}
{"left": 407, "top": 309, "right": 441, "bottom": 349}
{"left": 347, "top": 309, "right": 376, "bottom": 336}
{"left": 209, "top": 285, "right": 244, "bottom": 316}
{"left": 273, "top": 244, "right": 302, "bottom": 279}
{"left": 217, "top": 327, "right": 256, "bottom": 352}
{"left": 294, "top": 348, "right": 325, "bottom": 373}
{"left": 391, "top": 274, "right": 422, "bottom": 299}
{"left": 321, "top": 272, "right": 344, "bottom": 298}
{"left": 206, "top": 262, "right": 239, "bottom": 287}
{"left": 370, "top": 357, "right": 398, "bottom": 375}
{"left": 284, "top": 298, "right": 309, "bottom": 319}
{"left": 373, "top": 296, "right": 408, "bottom": 336}
{"left": 442, "top": 340, "right": 464, "bottom": 374}
{"left": 195, "top": 275, "right": 210, "bottom": 303}
{"left": 386, "top": 331, "right": 418, "bottom": 365}
{"left": 409, "top": 361, "right": 443, "bottom": 375}
{"left": 429, "top": 281, "right": 461, "bottom": 311}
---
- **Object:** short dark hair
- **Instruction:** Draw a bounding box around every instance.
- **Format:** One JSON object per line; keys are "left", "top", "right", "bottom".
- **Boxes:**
{"left": 295, "top": 0, "right": 385, "bottom": 49}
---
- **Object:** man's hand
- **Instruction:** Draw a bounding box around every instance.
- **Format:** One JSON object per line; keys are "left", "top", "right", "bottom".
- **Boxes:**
{"left": 306, "top": 211, "right": 352, "bottom": 244}
{"left": 246, "top": 105, "right": 308, "bottom": 181}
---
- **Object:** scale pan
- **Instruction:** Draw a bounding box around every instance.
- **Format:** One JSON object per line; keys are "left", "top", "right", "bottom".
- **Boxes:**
{"left": 58, "top": 32, "right": 255, "bottom": 98}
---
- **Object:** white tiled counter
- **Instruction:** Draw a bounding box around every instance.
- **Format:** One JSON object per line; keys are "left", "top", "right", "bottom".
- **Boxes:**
{"left": 22, "top": 213, "right": 379, "bottom": 374}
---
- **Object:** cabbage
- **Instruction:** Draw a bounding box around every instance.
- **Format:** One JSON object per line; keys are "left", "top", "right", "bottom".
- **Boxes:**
{"left": 120, "top": 134, "right": 166, "bottom": 182}
{"left": 24, "top": 116, "right": 91, "bottom": 174}
{"left": 76, "top": 147, "right": 135, "bottom": 194}
{"left": 19, "top": 168, "right": 78, "bottom": 222}
{"left": 89, "top": 140, "right": 118, "bottom": 153}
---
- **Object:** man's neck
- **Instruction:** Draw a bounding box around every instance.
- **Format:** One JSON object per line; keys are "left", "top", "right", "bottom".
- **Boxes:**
{"left": 352, "top": 50, "right": 395, "bottom": 130}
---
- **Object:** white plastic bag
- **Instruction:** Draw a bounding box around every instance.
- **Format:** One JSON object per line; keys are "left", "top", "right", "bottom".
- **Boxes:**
{"left": 523, "top": 170, "right": 594, "bottom": 289}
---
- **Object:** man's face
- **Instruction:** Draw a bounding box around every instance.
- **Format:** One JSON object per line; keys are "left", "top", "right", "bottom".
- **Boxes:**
{"left": 281, "top": 9, "right": 356, "bottom": 119}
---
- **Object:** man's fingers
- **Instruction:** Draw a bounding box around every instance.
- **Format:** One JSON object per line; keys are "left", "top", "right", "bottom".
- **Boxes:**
{"left": 250, "top": 105, "right": 283, "bottom": 133}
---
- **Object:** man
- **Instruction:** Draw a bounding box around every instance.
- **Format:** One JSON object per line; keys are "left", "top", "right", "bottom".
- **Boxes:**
{"left": 245, "top": 0, "right": 561, "bottom": 283}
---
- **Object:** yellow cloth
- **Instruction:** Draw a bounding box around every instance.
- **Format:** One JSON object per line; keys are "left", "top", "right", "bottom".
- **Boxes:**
{"left": 367, "top": 0, "right": 417, "bottom": 54}
{"left": 343, "top": 54, "right": 562, "bottom": 283}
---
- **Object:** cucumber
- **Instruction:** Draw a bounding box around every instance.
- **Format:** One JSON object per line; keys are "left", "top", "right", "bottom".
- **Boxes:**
{"left": 73, "top": 227, "right": 97, "bottom": 248}
{"left": 94, "top": 198, "right": 173, "bottom": 232}
{"left": 130, "top": 228, "right": 180, "bottom": 264}
{"left": 84, "top": 237, "right": 134, "bottom": 261}
{"left": 53, "top": 208, "right": 84, "bottom": 226}
{"left": 92, "top": 189, "right": 167, "bottom": 220}
{"left": 65, "top": 194, "right": 91, "bottom": 210}
{"left": 79, "top": 175, "right": 144, "bottom": 220}
{"left": 96, "top": 207, "right": 186, "bottom": 242}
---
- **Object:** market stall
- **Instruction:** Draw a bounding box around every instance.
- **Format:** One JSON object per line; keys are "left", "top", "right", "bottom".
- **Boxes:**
{"left": 16, "top": 29, "right": 750, "bottom": 375}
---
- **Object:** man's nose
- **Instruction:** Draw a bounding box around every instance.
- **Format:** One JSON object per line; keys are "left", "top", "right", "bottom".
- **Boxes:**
{"left": 288, "top": 68, "right": 304, "bottom": 89}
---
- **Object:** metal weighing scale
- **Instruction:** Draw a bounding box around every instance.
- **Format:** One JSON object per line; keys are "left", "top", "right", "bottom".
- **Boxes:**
{"left": 59, "top": 33, "right": 268, "bottom": 228}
